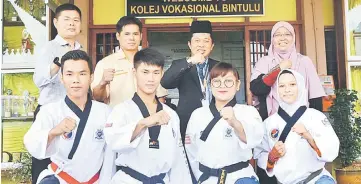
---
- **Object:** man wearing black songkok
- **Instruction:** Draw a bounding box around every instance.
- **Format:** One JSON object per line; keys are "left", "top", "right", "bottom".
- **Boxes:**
{"left": 161, "top": 20, "right": 219, "bottom": 144}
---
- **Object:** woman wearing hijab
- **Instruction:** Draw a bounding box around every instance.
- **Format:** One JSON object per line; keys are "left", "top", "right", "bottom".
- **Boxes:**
{"left": 251, "top": 22, "right": 326, "bottom": 184}
{"left": 254, "top": 69, "right": 339, "bottom": 184}
{"left": 185, "top": 62, "right": 263, "bottom": 184}
{"left": 250, "top": 21, "right": 326, "bottom": 121}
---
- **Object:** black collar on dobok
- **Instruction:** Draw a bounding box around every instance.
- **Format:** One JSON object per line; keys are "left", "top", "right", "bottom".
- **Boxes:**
{"left": 65, "top": 94, "right": 92, "bottom": 159}
{"left": 200, "top": 97, "right": 237, "bottom": 142}
{"left": 132, "top": 93, "right": 163, "bottom": 149}
{"left": 277, "top": 106, "right": 307, "bottom": 143}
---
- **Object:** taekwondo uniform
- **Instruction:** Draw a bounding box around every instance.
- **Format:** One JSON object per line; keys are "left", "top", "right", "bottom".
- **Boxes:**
{"left": 24, "top": 96, "right": 112, "bottom": 184}
{"left": 254, "top": 70, "right": 339, "bottom": 184}
{"left": 185, "top": 98, "right": 264, "bottom": 184}
{"left": 104, "top": 93, "right": 192, "bottom": 184}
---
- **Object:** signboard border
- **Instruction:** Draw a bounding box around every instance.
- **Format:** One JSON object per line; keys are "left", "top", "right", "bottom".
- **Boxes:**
{"left": 125, "top": 0, "right": 265, "bottom": 18}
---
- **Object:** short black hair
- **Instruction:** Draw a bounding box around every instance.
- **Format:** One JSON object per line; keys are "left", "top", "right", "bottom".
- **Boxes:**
{"left": 116, "top": 16, "right": 142, "bottom": 33}
{"left": 61, "top": 50, "right": 93, "bottom": 74}
{"left": 134, "top": 48, "right": 165, "bottom": 69}
{"left": 55, "top": 4, "right": 82, "bottom": 19}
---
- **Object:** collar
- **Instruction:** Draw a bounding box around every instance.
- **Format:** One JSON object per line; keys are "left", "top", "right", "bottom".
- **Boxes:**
{"left": 54, "top": 35, "right": 82, "bottom": 49}
{"left": 116, "top": 48, "right": 127, "bottom": 60}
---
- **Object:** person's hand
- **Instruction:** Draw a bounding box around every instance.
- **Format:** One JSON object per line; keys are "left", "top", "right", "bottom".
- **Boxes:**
{"left": 268, "top": 141, "right": 286, "bottom": 163}
{"left": 187, "top": 53, "right": 206, "bottom": 65}
{"left": 100, "top": 69, "right": 115, "bottom": 86}
{"left": 140, "top": 110, "right": 170, "bottom": 128}
{"left": 292, "top": 123, "right": 312, "bottom": 140}
{"left": 220, "top": 107, "right": 237, "bottom": 126}
{"left": 279, "top": 60, "right": 292, "bottom": 70}
{"left": 49, "top": 117, "right": 77, "bottom": 136}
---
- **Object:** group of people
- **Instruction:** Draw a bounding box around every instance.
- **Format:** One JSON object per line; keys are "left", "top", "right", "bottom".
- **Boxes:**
{"left": 24, "top": 3, "right": 340, "bottom": 184}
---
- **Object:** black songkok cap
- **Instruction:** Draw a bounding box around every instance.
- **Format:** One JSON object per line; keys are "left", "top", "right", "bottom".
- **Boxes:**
{"left": 190, "top": 20, "right": 212, "bottom": 34}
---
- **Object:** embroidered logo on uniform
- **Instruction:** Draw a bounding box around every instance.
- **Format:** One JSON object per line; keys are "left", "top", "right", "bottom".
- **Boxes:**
{"left": 105, "top": 123, "right": 113, "bottom": 128}
{"left": 62, "top": 131, "right": 73, "bottom": 140}
{"left": 270, "top": 129, "right": 279, "bottom": 140}
{"left": 94, "top": 129, "right": 104, "bottom": 140}
{"left": 322, "top": 118, "right": 331, "bottom": 126}
{"left": 225, "top": 128, "right": 233, "bottom": 138}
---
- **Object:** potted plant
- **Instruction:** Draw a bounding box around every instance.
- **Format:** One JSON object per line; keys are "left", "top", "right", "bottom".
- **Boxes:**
{"left": 329, "top": 89, "right": 361, "bottom": 184}
{"left": 8, "top": 152, "right": 32, "bottom": 184}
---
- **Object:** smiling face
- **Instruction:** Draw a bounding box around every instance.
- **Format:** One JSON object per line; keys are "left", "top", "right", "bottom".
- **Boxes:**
{"left": 278, "top": 73, "right": 298, "bottom": 104}
{"left": 211, "top": 71, "right": 240, "bottom": 102}
{"left": 116, "top": 24, "right": 141, "bottom": 52}
{"left": 188, "top": 33, "right": 214, "bottom": 57}
{"left": 272, "top": 27, "right": 294, "bottom": 52}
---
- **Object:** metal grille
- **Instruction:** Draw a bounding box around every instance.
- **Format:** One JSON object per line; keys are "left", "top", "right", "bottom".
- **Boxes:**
{"left": 249, "top": 30, "right": 271, "bottom": 69}
{"left": 95, "top": 33, "right": 118, "bottom": 63}
{"left": 325, "top": 30, "right": 338, "bottom": 88}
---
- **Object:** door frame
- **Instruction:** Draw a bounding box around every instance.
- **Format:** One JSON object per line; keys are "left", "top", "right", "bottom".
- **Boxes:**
{"left": 89, "top": 22, "right": 302, "bottom": 105}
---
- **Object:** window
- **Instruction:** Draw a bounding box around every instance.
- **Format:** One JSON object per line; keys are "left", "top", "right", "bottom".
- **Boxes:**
{"left": 345, "top": 0, "right": 361, "bottom": 59}
{"left": 95, "top": 32, "right": 118, "bottom": 63}
{"left": 2, "top": 0, "right": 49, "bottom": 69}
{"left": 325, "top": 29, "right": 339, "bottom": 88}
{"left": 249, "top": 30, "right": 271, "bottom": 69}
{"left": 345, "top": 0, "right": 361, "bottom": 113}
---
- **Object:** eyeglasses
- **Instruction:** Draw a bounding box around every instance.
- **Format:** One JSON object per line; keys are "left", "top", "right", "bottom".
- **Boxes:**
{"left": 211, "top": 79, "right": 235, "bottom": 88}
{"left": 273, "top": 33, "right": 293, "bottom": 38}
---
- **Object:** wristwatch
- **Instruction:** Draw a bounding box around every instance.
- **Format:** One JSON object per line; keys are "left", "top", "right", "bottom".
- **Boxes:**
{"left": 53, "top": 57, "right": 61, "bottom": 67}
{"left": 186, "top": 57, "right": 194, "bottom": 68}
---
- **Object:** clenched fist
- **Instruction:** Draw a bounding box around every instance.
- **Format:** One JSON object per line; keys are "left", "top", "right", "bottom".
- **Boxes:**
{"left": 279, "top": 60, "right": 292, "bottom": 70}
{"left": 187, "top": 53, "right": 206, "bottom": 65}
{"left": 142, "top": 110, "right": 170, "bottom": 128}
{"left": 220, "top": 107, "right": 237, "bottom": 126}
{"left": 268, "top": 141, "right": 286, "bottom": 164}
{"left": 100, "top": 69, "right": 115, "bottom": 86}
{"left": 50, "top": 117, "right": 77, "bottom": 136}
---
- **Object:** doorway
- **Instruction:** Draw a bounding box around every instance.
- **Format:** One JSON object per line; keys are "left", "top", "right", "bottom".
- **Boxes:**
{"left": 148, "top": 31, "right": 246, "bottom": 104}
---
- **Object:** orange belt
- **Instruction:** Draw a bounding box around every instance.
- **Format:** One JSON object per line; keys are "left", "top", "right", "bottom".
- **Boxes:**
{"left": 51, "top": 162, "right": 100, "bottom": 184}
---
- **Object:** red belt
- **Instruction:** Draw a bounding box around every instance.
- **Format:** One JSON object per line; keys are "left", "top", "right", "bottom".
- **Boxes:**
{"left": 51, "top": 162, "right": 99, "bottom": 184}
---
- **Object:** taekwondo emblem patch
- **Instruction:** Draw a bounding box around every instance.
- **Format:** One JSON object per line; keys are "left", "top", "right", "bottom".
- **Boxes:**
{"left": 62, "top": 131, "right": 74, "bottom": 140}
{"left": 270, "top": 129, "right": 279, "bottom": 140}
{"left": 94, "top": 129, "right": 104, "bottom": 141}
{"left": 224, "top": 128, "right": 233, "bottom": 138}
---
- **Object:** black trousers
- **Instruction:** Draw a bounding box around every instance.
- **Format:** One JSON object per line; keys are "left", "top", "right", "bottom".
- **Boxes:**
{"left": 257, "top": 166, "right": 278, "bottom": 184}
{"left": 31, "top": 105, "right": 51, "bottom": 184}
{"left": 38, "top": 175, "right": 60, "bottom": 184}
